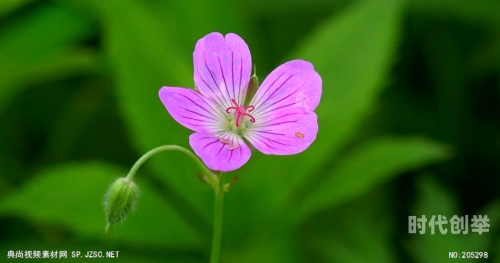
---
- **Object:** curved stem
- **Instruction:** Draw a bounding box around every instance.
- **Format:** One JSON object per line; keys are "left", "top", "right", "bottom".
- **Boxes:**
{"left": 125, "top": 145, "right": 216, "bottom": 187}
{"left": 125, "top": 145, "right": 227, "bottom": 262}
{"left": 210, "top": 172, "right": 226, "bottom": 263}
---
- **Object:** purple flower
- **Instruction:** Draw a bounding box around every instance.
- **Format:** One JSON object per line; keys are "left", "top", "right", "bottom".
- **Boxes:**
{"left": 159, "top": 32, "right": 322, "bottom": 172}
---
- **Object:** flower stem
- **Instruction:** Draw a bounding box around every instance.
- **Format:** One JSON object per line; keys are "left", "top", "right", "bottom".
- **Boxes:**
{"left": 125, "top": 145, "right": 227, "bottom": 261}
{"left": 210, "top": 172, "right": 226, "bottom": 263}
{"left": 125, "top": 145, "right": 216, "bottom": 187}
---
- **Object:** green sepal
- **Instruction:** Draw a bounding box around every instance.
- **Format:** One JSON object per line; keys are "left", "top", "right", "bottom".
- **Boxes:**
{"left": 244, "top": 64, "right": 259, "bottom": 106}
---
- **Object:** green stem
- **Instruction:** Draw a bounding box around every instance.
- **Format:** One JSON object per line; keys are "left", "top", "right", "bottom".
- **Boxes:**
{"left": 125, "top": 145, "right": 227, "bottom": 261}
{"left": 210, "top": 172, "right": 226, "bottom": 263}
{"left": 125, "top": 145, "right": 216, "bottom": 187}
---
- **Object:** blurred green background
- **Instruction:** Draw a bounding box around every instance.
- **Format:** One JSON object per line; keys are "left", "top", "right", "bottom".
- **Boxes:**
{"left": 1, "top": 0, "right": 499, "bottom": 262}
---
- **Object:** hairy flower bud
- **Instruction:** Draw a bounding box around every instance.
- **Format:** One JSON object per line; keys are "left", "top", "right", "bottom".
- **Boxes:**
{"left": 103, "top": 177, "right": 139, "bottom": 233}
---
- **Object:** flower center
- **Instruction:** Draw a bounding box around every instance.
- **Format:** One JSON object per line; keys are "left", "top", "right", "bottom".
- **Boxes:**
{"left": 225, "top": 99, "right": 256, "bottom": 128}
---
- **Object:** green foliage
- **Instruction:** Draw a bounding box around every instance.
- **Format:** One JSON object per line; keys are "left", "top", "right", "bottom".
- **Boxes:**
{"left": 0, "top": 0, "right": 34, "bottom": 17}
{"left": 293, "top": 137, "right": 451, "bottom": 223}
{"left": 244, "top": 0, "right": 404, "bottom": 200}
{"left": 91, "top": 0, "right": 214, "bottom": 224}
{"left": 304, "top": 189, "right": 397, "bottom": 263}
{"left": 409, "top": 0, "right": 500, "bottom": 26}
{"left": 1, "top": 0, "right": 499, "bottom": 261}
{"left": 0, "top": 162, "right": 202, "bottom": 248}
{"left": 0, "top": 3, "right": 94, "bottom": 110}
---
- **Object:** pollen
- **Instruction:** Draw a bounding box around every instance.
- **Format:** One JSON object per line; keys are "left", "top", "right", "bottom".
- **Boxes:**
{"left": 295, "top": 132, "right": 304, "bottom": 139}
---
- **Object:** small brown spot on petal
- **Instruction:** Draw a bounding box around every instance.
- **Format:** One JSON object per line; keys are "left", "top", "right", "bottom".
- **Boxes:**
{"left": 295, "top": 132, "right": 304, "bottom": 139}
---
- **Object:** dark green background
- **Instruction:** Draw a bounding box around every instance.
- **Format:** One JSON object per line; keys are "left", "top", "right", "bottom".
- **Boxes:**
{"left": 1, "top": 0, "right": 499, "bottom": 262}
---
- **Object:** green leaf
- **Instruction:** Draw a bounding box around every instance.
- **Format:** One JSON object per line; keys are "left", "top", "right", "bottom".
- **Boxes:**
{"left": 219, "top": 0, "right": 406, "bottom": 250}
{"left": 292, "top": 137, "right": 451, "bottom": 223}
{"left": 149, "top": 0, "right": 247, "bottom": 50}
{"left": 243, "top": 0, "right": 405, "bottom": 200}
{"left": 87, "top": 0, "right": 223, "bottom": 227}
{"left": 0, "top": 3, "right": 94, "bottom": 110}
{"left": 0, "top": 162, "right": 202, "bottom": 248}
{"left": 6, "top": 48, "right": 96, "bottom": 87}
{"left": 409, "top": 177, "right": 498, "bottom": 263}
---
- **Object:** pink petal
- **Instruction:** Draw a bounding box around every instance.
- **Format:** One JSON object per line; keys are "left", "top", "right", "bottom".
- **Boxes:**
{"left": 193, "top": 32, "right": 252, "bottom": 110}
{"left": 159, "top": 87, "right": 225, "bottom": 133}
{"left": 245, "top": 108, "right": 318, "bottom": 155}
{"left": 189, "top": 132, "right": 251, "bottom": 172}
{"left": 249, "top": 60, "right": 322, "bottom": 121}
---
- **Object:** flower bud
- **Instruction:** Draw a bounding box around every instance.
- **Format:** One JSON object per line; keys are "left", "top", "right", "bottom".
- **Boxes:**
{"left": 103, "top": 177, "right": 139, "bottom": 233}
{"left": 244, "top": 64, "right": 259, "bottom": 106}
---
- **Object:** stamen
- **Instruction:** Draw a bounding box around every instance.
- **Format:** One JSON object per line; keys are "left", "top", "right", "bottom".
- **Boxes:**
{"left": 225, "top": 99, "right": 256, "bottom": 128}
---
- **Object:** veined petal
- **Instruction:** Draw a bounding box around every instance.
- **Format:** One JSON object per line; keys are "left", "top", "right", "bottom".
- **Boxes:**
{"left": 245, "top": 108, "right": 318, "bottom": 155}
{"left": 193, "top": 32, "right": 252, "bottom": 109}
{"left": 159, "top": 87, "right": 225, "bottom": 133}
{"left": 189, "top": 132, "right": 251, "bottom": 172}
{"left": 249, "top": 60, "right": 322, "bottom": 121}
